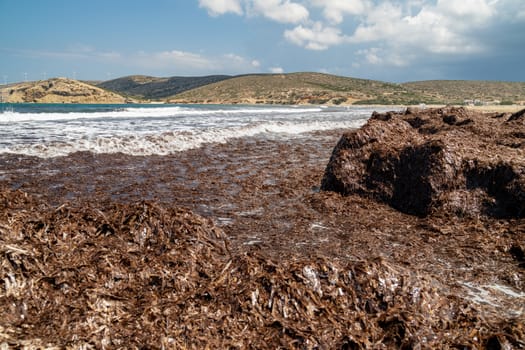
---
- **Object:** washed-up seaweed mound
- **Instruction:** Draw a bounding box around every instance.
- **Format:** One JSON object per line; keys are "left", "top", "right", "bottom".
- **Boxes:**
{"left": 322, "top": 107, "right": 525, "bottom": 217}
{"left": 0, "top": 189, "right": 229, "bottom": 348}
{"left": 1, "top": 188, "right": 524, "bottom": 349}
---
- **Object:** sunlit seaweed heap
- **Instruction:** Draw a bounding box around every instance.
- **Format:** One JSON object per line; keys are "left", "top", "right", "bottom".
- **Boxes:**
{"left": 1, "top": 187, "right": 523, "bottom": 349}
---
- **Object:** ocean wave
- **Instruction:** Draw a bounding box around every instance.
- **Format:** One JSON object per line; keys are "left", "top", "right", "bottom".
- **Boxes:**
{"left": 0, "top": 105, "right": 391, "bottom": 157}
{"left": 0, "top": 118, "right": 369, "bottom": 158}
{"left": 0, "top": 105, "right": 326, "bottom": 123}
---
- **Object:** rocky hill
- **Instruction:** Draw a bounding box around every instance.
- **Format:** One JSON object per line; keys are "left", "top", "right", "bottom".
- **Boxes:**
{"left": 98, "top": 75, "right": 232, "bottom": 100}
{"left": 1, "top": 78, "right": 129, "bottom": 104}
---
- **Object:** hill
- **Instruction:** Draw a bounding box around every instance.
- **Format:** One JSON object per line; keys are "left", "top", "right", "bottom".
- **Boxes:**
{"left": 167, "top": 73, "right": 525, "bottom": 106}
{"left": 401, "top": 80, "right": 525, "bottom": 105}
{"left": 97, "top": 75, "right": 233, "bottom": 100}
{"left": 166, "top": 72, "right": 404, "bottom": 105}
{"left": 0, "top": 78, "right": 129, "bottom": 104}
{"left": 1, "top": 73, "right": 524, "bottom": 106}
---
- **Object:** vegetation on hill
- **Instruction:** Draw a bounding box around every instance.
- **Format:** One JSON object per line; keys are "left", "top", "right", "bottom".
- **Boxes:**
{"left": 167, "top": 72, "right": 397, "bottom": 105}
{"left": 98, "top": 75, "right": 232, "bottom": 100}
{"left": 0, "top": 78, "right": 128, "bottom": 104}
{"left": 167, "top": 73, "right": 525, "bottom": 106}
{"left": 1, "top": 73, "right": 524, "bottom": 106}
{"left": 401, "top": 80, "right": 525, "bottom": 105}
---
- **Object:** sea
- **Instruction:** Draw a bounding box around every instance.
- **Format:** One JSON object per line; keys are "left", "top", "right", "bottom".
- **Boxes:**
{"left": 0, "top": 103, "right": 387, "bottom": 158}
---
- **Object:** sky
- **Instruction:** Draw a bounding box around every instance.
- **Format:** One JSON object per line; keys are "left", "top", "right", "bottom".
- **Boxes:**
{"left": 1, "top": 0, "right": 524, "bottom": 83}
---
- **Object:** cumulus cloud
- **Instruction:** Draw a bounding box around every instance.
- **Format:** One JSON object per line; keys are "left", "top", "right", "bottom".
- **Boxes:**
{"left": 284, "top": 22, "right": 348, "bottom": 50}
{"left": 198, "top": 0, "right": 243, "bottom": 16}
{"left": 349, "top": 0, "right": 496, "bottom": 57}
{"left": 436, "top": 0, "right": 493, "bottom": 22}
{"left": 199, "top": 0, "right": 308, "bottom": 23}
{"left": 251, "top": 0, "right": 309, "bottom": 23}
{"left": 198, "top": 0, "right": 525, "bottom": 69}
{"left": 311, "top": 0, "right": 369, "bottom": 24}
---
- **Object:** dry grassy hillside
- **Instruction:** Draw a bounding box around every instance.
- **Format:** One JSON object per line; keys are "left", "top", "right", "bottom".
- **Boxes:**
{"left": 168, "top": 73, "right": 525, "bottom": 106}
{"left": 402, "top": 80, "right": 525, "bottom": 105}
{"left": 2, "top": 74, "right": 524, "bottom": 106}
{"left": 1, "top": 78, "right": 128, "bottom": 104}
{"left": 167, "top": 72, "right": 404, "bottom": 105}
{"left": 98, "top": 75, "right": 232, "bottom": 100}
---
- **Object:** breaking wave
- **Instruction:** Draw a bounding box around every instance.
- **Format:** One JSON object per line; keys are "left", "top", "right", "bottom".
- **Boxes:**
{"left": 0, "top": 104, "right": 386, "bottom": 157}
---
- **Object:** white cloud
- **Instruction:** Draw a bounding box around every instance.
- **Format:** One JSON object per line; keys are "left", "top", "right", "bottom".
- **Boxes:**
{"left": 134, "top": 51, "right": 263, "bottom": 74}
{"left": 356, "top": 47, "right": 382, "bottom": 65}
{"left": 198, "top": 0, "right": 243, "bottom": 16}
{"left": 138, "top": 50, "right": 214, "bottom": 71}
{"left": 436, "top": 0, "right": 493, "bottom": 21}
{"left": 356, "top": 47, "right": 410, "bottom": 67}
{"left": 269, "top": 67, "right": 284, "bottom": 73}
{"left": 196, "top": 0, "right": 525, "bottom": 69}
{"left": 284, "top": 22, "right": 347, "bottom": 50}
{"left": 311, "top": 0, "right": 369, "bottom": 24}
{"left": 199, "top": 0, "right": 308, "bottom": 23}
{"left": 349, "top": 0, "right": 495, "bottom": 57}
{"left": 251, "top": 0, "right": 309, "bottom": 23}
{"left": 8, "top": 44, "right": 264, "bottom": 76}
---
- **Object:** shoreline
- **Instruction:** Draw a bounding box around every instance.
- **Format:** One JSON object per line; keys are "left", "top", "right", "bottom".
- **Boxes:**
{"left": 2, "top": 100, "right": 524, "bottom": 113}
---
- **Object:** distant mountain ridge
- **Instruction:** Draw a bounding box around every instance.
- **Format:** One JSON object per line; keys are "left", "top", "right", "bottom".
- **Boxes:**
{"left": 2, "top": 73, "right": 524, "bottom": 105}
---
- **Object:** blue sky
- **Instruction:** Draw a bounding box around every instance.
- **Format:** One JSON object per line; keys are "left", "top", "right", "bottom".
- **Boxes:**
{"left": 1, "top": 0, "right": 524, "bottom": 83}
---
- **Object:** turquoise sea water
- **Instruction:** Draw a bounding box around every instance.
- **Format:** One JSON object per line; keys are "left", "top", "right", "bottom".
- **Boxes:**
{"left": 0, "top": 103, "right": 392, "bottom": 158}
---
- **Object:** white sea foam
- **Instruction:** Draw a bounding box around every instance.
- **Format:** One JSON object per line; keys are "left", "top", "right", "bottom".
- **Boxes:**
{"left": 0, "top": 104, "right": 386, "bottom": 158}
{"left": 0, "top": 105, "right": 322, "bottom": 122}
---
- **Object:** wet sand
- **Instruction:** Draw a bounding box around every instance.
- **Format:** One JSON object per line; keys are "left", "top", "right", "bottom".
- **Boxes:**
{"left": 1, "top": 128, "right": 524, "bottom": 347}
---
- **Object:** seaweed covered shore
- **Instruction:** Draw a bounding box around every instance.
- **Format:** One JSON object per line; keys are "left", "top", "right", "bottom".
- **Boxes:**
{"left": 1, "top": 107, "right": 524, "bottom": 348}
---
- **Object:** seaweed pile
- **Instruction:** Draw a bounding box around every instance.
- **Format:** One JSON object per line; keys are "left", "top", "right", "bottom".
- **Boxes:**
{"left": 1, "top": 107, "right": 525, "bottom": 348}
{"left": 322, "top": 107, "right": 525, "bottom": 218}
{"left": 0, "top": 186, "right": 523, "bottom": 348}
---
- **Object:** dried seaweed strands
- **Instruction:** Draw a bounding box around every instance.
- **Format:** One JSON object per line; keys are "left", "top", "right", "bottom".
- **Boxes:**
{"left": 1, "top": 188, "right": 524, "bottom": 348}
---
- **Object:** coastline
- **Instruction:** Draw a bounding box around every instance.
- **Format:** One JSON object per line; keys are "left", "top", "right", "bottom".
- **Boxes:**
{"left": 2, "top": 98, "right": 524, "bottom": 114}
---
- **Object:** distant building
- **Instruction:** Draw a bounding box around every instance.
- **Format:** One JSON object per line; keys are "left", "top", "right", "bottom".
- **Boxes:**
{"left": 464, "top": 99, "right": 503, "bottom": 106}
